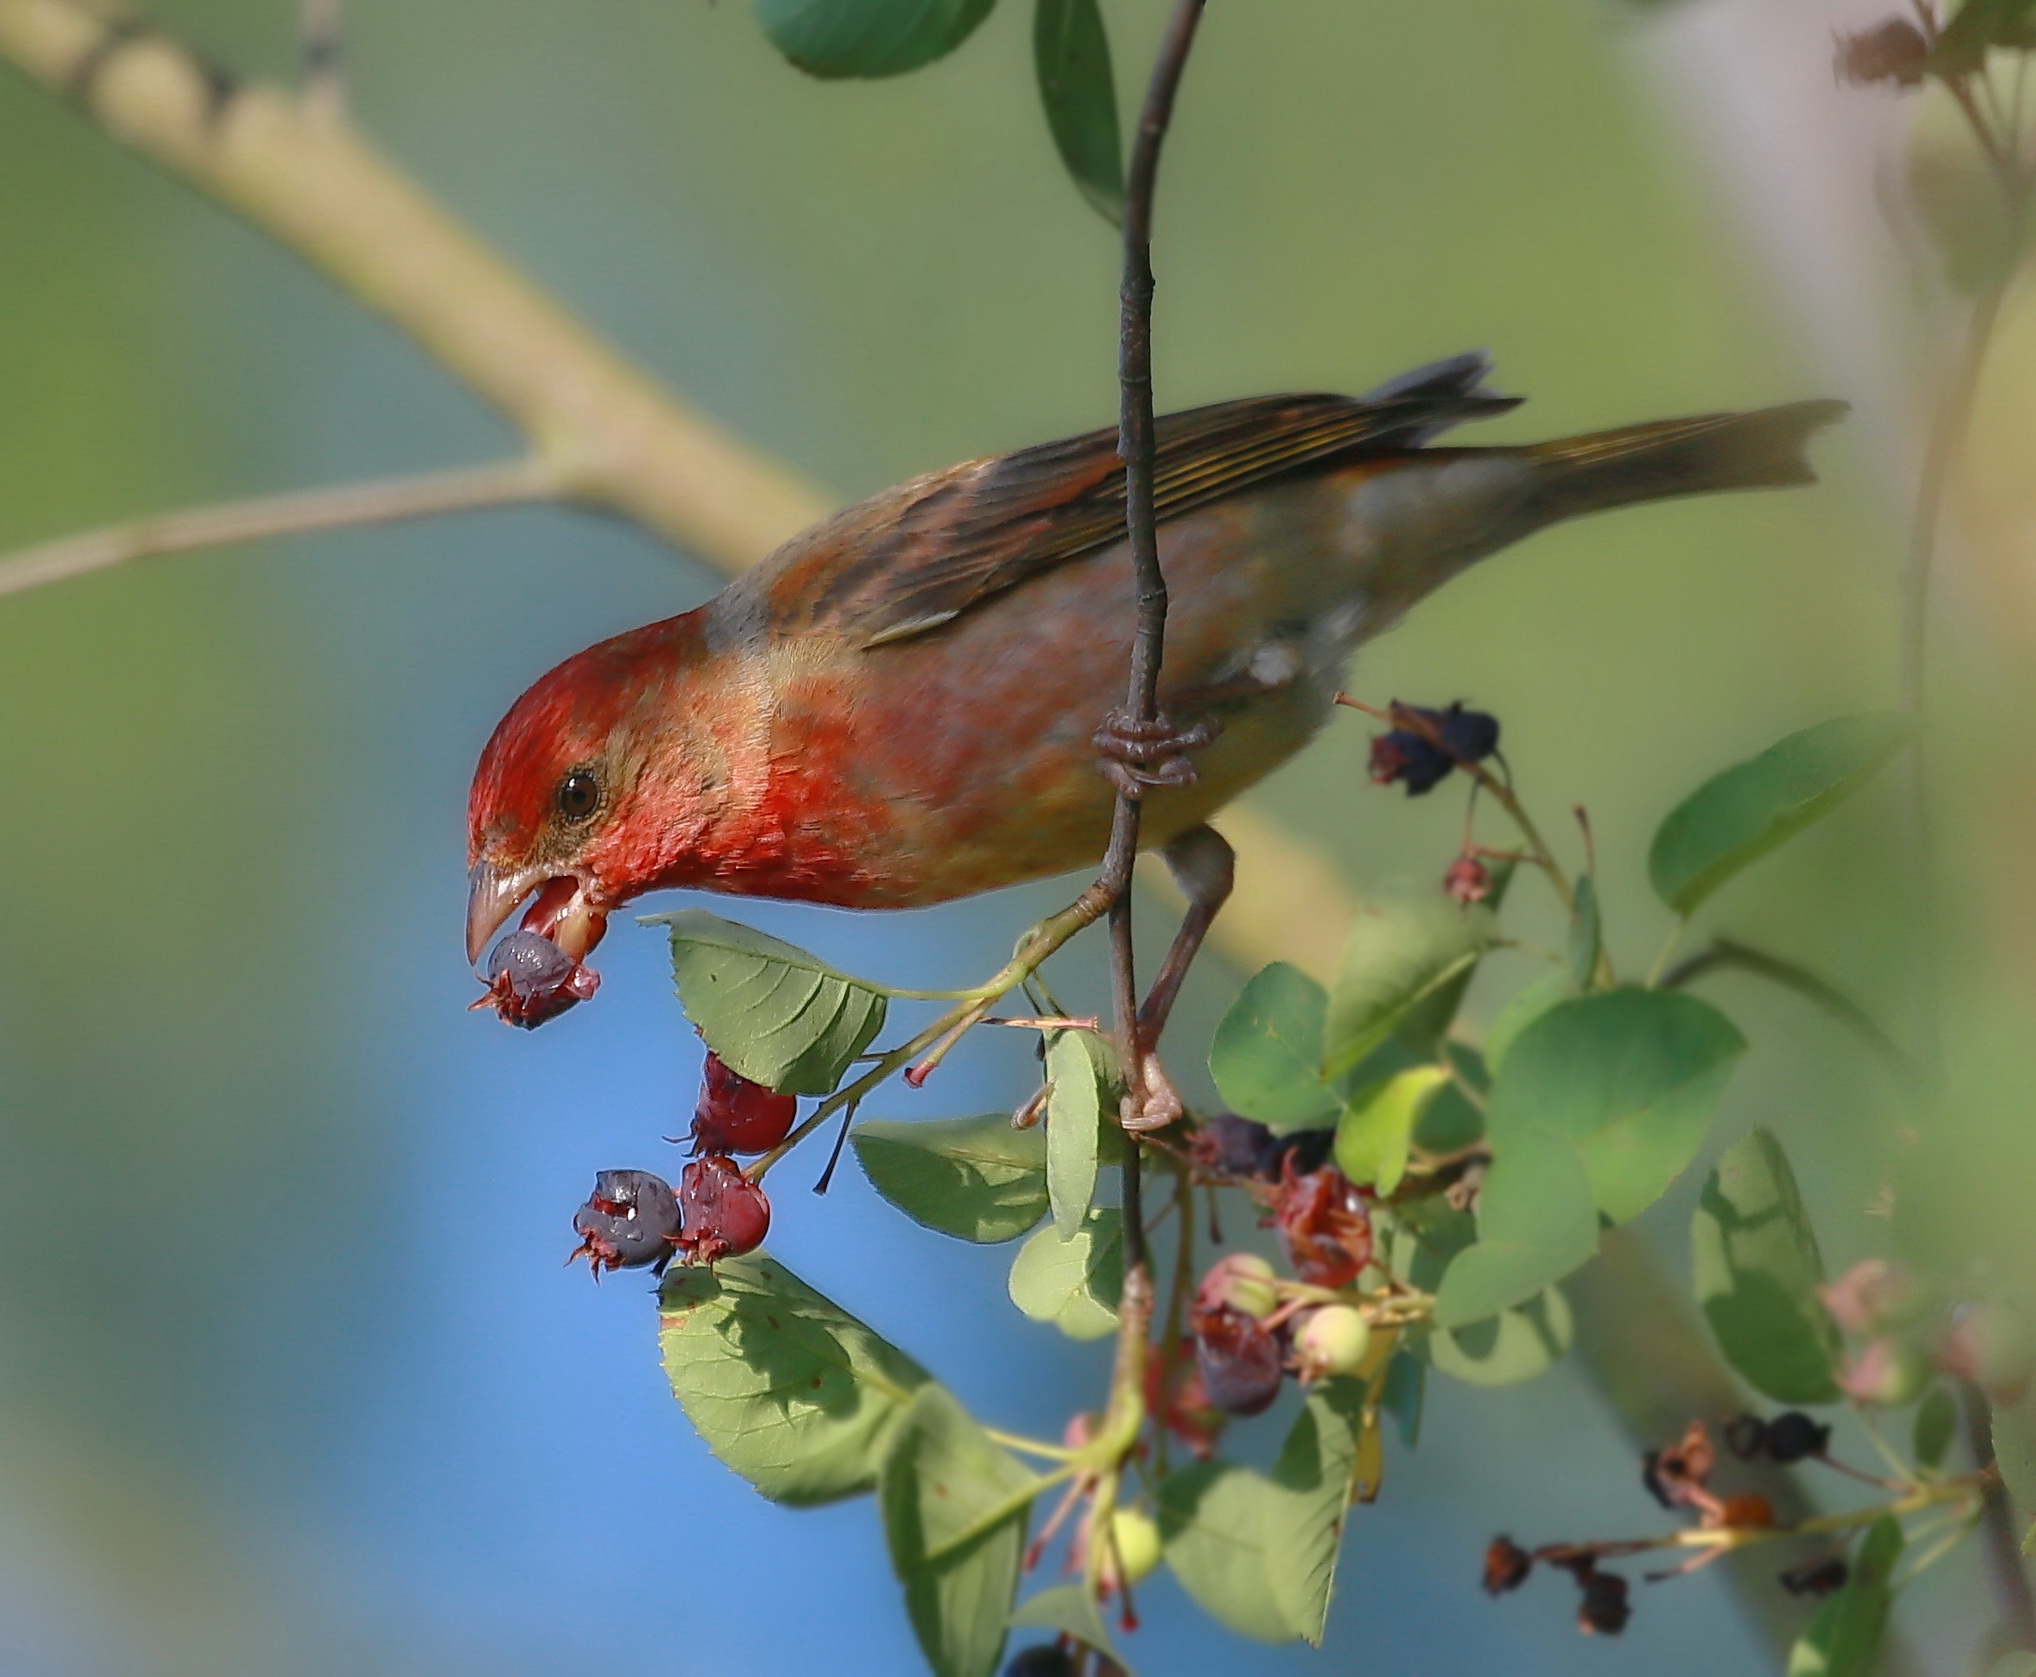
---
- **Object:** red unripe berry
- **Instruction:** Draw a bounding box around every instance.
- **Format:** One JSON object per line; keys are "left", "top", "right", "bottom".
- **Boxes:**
{"left": 690, "top": 1052, "right": 798, "bottom": 1155}
{"left": 675, "top": 1154, "right": 771, "bottom": 1264}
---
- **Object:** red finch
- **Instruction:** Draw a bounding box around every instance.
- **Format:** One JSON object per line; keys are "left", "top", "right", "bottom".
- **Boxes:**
{"left": 466, "top": 354, "right": 1843, "bottom": 1027}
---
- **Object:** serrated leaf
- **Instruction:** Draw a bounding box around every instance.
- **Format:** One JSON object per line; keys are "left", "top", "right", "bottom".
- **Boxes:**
{"left": 1433, "top": 1128, "right": 1599, "bottom": 1327}
{"left": 1324, "top": 897, "right": 1487, "bottom": 1080}
{"left": 648, "top": 908, "right": 888, "bottom": 1095}
{"left": 853, "top": 1114, "right": 1049, "bottom": 1244}
{"left": 1156, "top": 1382, "right": 1365, "bottom": 1645}
{"left": 881, "top": 1386, "right": 1037, "bottom": 1677}
{"left": 1913, "top": 1386, "right": 1957, "bottom": 1470}
{"left": 1488, "top": 988, "right": 1746, "bottom": 1223}
{"left": 1008, "top": 1209, "right": 1122, "bottom": 1339}
{"left": 1335, "top": 1064, "right": 1450, "bottom": 1194}
{"left": 1210, "top": 962, "right": 1339, "bottom": 1130}
{"left": 659, "top": 1253, "right": 929, "bottom": 1505}
{"left": 1691, "top": 1127, "right": 1843, "bottom": 1404}
{"left": 1425, "top": 1288, "right": 1574, "bottom": 1386}
{"left": 1787, "top": 1515, "right": 1903, "bottom": 1677}
{"left": 1046, "top": 1029, "right": 1113, "bottom": 1235}
{"left": 1648, "top": 714, "right": 1915, "bottom": 916}
{"left": 1008, "top": 1583, "right": 1125, "bottom": 1669}
{"left": 756, "top": 0, "right": 997, "bottom": 78}
{"left": 1033, "top": 0, "right": 1123, "bottom": 223}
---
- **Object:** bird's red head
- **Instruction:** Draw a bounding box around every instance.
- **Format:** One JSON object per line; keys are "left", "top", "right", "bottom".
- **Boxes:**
{"left": 465, "top": 610, "right": 716, "bottom": 1024}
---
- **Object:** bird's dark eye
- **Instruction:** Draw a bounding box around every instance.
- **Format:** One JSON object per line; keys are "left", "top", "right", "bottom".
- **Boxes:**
{"left": 555, "top": 768, "right": 602, "bottom": 822}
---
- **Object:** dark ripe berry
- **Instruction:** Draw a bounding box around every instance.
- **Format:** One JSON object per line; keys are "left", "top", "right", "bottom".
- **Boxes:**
{"left": 1190, "top": 1113, "right": 1276, "bottom": 1178}
{"left": 1435, "top": 702, "right": 1500, "bottom": 763}
{"left": 1368, "top": 729, "right": 1454, "bottom": 795}
{"left": 1483, "top": 1536, "right": 1533, "bottom": 1596}
{"left": 480, "top": 928, "right": 600, "bottom": 1028}
{"left": 1192, "top": 1304, "right": 1286, "bottom": 1416}
{"left": 1834, "top": 19, "right": 1930, "bottom": 88}
{"left": 1004, "top": 1647, "right": 1078, "bottom": 1677}
{"left": 1723, "top": 1413, "right": 1769, "bottom": 1459}
{"left": 1575, "top": 1568, "right": 1631, "bottom": 1636}
{"left": 1779, "top": 1555, "right": 1849, "bottom": 1598}
{"left": 1763, "top": 1411, "right": 1832, "bottom": 1465}
{"left": 1270, "top": 1161, "right": 1373, "bottom": 1288}
{"left": 571, "top": 1169, "right": 680, "bottom": 1276}
{"left": 1147, "top": 1345, "right": 1226, "bottom": 1461}
{"left": 1262, "top": 1127, "right": 1335, "bottom": 1180}
{"left": 675, "top": 1154, "right": 771, "bottom": 1264}
{"left": 690, "top": 1052, "right": 798, "bottom": 1155}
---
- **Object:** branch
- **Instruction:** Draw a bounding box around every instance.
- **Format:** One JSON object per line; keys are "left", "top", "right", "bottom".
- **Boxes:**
{"left": 0, "top": 457, "right": 556, "bottom": 599}
{"left": 0, "top": 0, "right": 827, "bottom": 576}
{"left": 1103, "top": 0, "right": 1206, "bottom": 1288}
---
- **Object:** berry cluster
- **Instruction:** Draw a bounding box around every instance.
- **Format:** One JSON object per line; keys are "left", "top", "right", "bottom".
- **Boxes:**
{"left": 1172, "top": 1155, "right": 1381, "bottom": 1430}
{"left": 569, "top": 1053, "right": 791, "bottom": 1276}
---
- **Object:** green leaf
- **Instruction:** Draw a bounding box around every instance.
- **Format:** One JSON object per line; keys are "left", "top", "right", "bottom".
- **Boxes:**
{"left": 880, "top": 1386, "right": 1037, "bottom": 1677}
{"left": 1568, "top": 874, "right": 1601, "bottom": 990}
{"left": 1414, "top": 1044, "right": 1487, "bottom": 1154}
{"left": 1485, "top": 970, "right": 1569, "bottom": 1075}
{"left": 658, "top": 1253, "right": 930, "bottom": 1505}
{"left": 1648, "top": 714, "right": 1915, "bottom": 916}
{"left": 1032, "top": 0, "right": 1124, "bottom": 224}
{"left": 649, "top": 908, "right": 888, "bottom": 1095}
{"left": 1913, "top": 1386, "right": 1957, "bottom": 1471}
{"left": 1210, "top": 962, "right": 1339, "bottom": 1129}
{"left": 1379, "top": 1200, "right": 1476, "bottom": 1294}
{"left": 1380, "top": 1348, "right": 1426, "bottom": 1446}
{"left": 1487, "top": 988, "right": 1747, "bottom": 1223}
{"left": 1690, "top": 1127, "right": 1843, "bottom": 1404}
{"left": 1432, "top": 1128, "right": 1599, "bottom": 1327}
{"left": 1787, "top": 1515, "right": 1903, "bottom": 1677}
{"left": 1986, "top": 1654, "right": 2036, "bottom": 1677}
{"left": 1425, "top": 1288, "right": 1575, "bottom": 1386}
{"left": 756, "top": 0, "right": 998, "bottom": 78}
{"left": 1335, "top": 1064, "right": 1451, "bottom": 1195}
{"left": 852, "top": 1113, "right": 1049, "bottom": 1244}
{"left": 1046, "top": 1029, "right": 1113, "bottom": 1235}
{"left": 1933, "top": 0, "right": 2036, "bottom": 73}
{"left": 1007, "top": 1209, "right": 1122, "bottom": 1339}
{"left": 1008, "top": 1584, "right": 1125, "bottom": 1668}
{"left": 1324, "top": 897, "right": 1486, "bottom": 1080}
{"left": 1994, "top": 1389, "right": 2036, "bottom": 1519}
{"left": 1156, "top": 1382, "right": 1365, "bottom": 1645}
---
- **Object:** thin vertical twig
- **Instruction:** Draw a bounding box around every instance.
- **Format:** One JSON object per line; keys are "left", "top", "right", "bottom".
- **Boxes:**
{"left": 1102, "top": 0, "right": 1207, "bottom": 1291}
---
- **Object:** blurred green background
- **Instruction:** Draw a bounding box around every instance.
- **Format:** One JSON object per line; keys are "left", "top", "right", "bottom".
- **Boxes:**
{"left": 0, "top": 0, "right": 1997, "bottom": 1672}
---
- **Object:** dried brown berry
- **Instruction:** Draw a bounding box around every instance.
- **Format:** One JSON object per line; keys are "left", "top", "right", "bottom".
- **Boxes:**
{"left": 1576, "top": 1568, "right": 1631, "bottom": 1636}
{"left": 1720, "top": 1493, "right": 1776, "bottom": 1530}
{"left": 1269, "top": 1160, "right": 1373, "bottom": 1288}
{"left": 1483, "top": 1536, "right": 1533, "bottom": 1595}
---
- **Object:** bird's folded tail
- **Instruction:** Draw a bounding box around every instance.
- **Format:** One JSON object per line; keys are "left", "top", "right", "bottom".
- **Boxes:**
{"left": 1522, "top": 399, "right": 1849, "bottom": 523}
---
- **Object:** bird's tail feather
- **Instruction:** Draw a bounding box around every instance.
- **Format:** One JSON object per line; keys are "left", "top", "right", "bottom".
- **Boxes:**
{"left": 1523, "top": 399, "right": 1849, "bottom": 522}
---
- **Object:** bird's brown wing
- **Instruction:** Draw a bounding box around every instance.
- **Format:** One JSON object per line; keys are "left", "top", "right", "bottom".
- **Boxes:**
{"left": 751, "top": 387, "right": 1518, "bottom": 649}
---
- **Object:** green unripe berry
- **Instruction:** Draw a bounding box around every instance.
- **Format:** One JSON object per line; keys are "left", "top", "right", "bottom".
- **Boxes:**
{"left": 1110, "top": 1509, "right": 1162, "bottom": 1584}
{"left": 1199, "top": 1253, "right": 1279, "bottom": 1319}
{"left": 1295, "top": 1305, "right": 1373, "bottom": 1381}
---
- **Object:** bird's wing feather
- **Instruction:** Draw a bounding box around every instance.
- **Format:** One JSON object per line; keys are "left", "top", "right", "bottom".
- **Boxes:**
{"left": 750, "top": 386, "right": 1519, "bottom": 649}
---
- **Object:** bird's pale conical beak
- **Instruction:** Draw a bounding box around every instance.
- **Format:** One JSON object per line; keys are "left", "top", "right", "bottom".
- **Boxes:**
{"left": 466, "top": 860, "right": 542, "bottom": 966}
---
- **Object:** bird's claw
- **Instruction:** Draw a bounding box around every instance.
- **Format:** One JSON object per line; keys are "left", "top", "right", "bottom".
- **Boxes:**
{"left": 1092, "top": 708, "right": 1221, "bottom": 798}
{"left": 1122, "top": 1050, "right": 1185, "bottom": 1133}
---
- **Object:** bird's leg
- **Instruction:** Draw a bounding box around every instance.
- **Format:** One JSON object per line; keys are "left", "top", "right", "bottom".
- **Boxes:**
{"left": 1121, "top": 824, "right": 1235, "bottom": 1132}
{"left": 1091, "top": 708, "right": 1222, "bottom": 797}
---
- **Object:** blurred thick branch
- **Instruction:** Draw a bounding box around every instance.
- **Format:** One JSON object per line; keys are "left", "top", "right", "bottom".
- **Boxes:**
{"left": 0, "top": 0, "right": 824, "bottom": 575}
